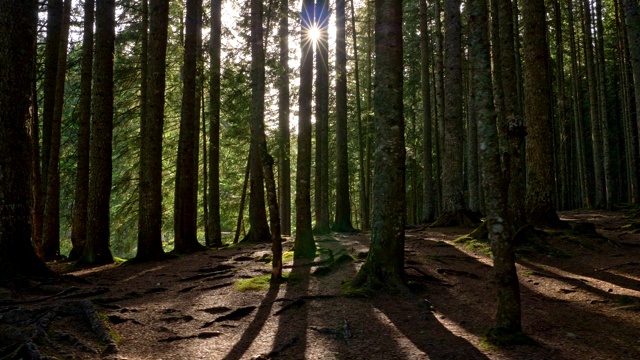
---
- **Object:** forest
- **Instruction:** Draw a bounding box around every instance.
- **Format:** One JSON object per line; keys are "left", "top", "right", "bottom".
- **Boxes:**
{"left": 1, "top": 0, "right": 640, "bottom": 358}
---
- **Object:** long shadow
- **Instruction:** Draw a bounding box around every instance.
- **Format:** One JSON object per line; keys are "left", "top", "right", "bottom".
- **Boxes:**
{"left": 373, "top": 296, "right": 491, "bottom": 360}
{"left": 269, "top": 256, "right": 312, "bottom": 358}
{"left": 406, "top": 234, "right": 640, "bottom": 359}
{"left": 222, "top": 285, "right": 280, "bottom": 360}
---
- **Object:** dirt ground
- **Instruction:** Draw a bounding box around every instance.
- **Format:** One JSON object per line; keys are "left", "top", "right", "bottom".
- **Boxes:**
{"left": 1, "top": 209, "right": 640, "bottom": 360}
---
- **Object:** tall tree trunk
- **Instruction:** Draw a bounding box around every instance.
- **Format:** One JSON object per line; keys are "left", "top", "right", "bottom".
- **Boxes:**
{"left": 434, "top": 0, "right": 445, "bottom": 215}
{"left": 594, "top": 0, "right": 614, "bottom": 209}
{"left": 70, "top": 0, "right": 94, "bottom": 261}
{"left": 567, "top": 0, "right": 590, "bottom": 207}
{"left": 333, "top": 0, "right": 354, "bottom": 232}
{"left": 498, "top": 0, "right": 527, "bottom": 229}
{"left": 420, "top": 0, "right": 435, "bottom": 223}
{"left": 618, "top": 0, "right": 639, "bottom": 203}
{"left": 79, "top": 0, "right": 116, "bottom": 266}
{"left": 363, "top": 0, "right": 373, "bottom": 229}
{"left": 314, "top": 0, "right": 330, "bottom": 234}
{"left": 432, "top": 0, "right": 479, "bottom": 227}
{"left": 0, "top": 0, "right": 52, "bottom": 282}
{"left": 30, "top": 46, "right": 44, "bottom": 259}
{"left": 624, "top": 0, "right": 640, "bottom": 169}
{"left": 468, "top": 0, "right": 522, "bottom": 335}
{"left": 136, "top": 0, "right": 170, "bottom": 262}
{"left": 349, "top": 0, "right": 366, "bottom": 230}
{"left": 277, "top": 0, "right": 291, "bottom": 236}
{"left": 243, "top": 0, "right": 271, "bottom": 244}
{"left": 294, "top": 0, "right": 316, "bottom": 258}
{"left": 208, "top": 0, "right": 223, "bottom": 246}
{"left": 174, "top": 0, "right": 205, "bottom": 254}
{"left": 582, "top": 0, "right": 606, "bottom": 209}
{"left": 467, "top": 66, "right": 480, "bottom": 214}
{"left": 43, "top": 0, "right": 71, "bottom": 261}
{"left": 353, "top": 0, "right": 405, "bottom": 290}
{"left": 553, "top": 0, "right": 570, "bottom": 210}
{"left": 41, "top": 0, "right": 63, "bottom": 208}
{"left": 523, "top": 0, "right": 563, "bottom": 228}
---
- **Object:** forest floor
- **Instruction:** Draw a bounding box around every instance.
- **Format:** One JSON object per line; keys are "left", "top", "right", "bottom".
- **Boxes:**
{"left": 2, "top": 209, "right": 640, "bottom": 359}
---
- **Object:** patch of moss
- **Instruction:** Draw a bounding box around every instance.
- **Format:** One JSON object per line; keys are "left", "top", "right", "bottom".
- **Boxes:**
{"left": 453, "top": 235, "right": 492, "bottom": 256}
{"left": 282, "top": 251, "right": 295, "bottom": 262}
{"left": 484, "top": 327, "right": 535, "bottom": 347}
{"left": 235, "top": 273, "right": 293, "bottom": 292}
{"left": 340, "top": 280, "right": 372, "bottom": 298}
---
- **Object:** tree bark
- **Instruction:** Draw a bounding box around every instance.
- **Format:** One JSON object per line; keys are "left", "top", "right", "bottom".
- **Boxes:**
{"left": 624, "top": 0, "right": 640, "bottom": 171}
{"left": 420, "top": 0, "right": 435, "bottom": 223}
{"left": 469, "top": 0, "right": 522, "bottom": 334}
{"left": 243, "top": 0, "right": 271, "bottom": 244}
{"left": 523, "top": 0, "right": 563, "bottom": 228}
{"left": 432, "top": 0, "right": 479, "bottom": 228}
{"left": 136, "top": 0, "right": 170, "bottom": 262}
{"left": 174, "top": 0, "right": 206, "bottom": 254}
{"left": 314, "top": 0, "right": 330, "bottom": 235}
{"left": 333, "top": 0, "right": 354, "bottom": 232}
{"left": 208, "top": 0, "right": 223, "bottom": 247}
{"left": 294, "top": 0, "right": 317, "bottom": 258}
{"left": 79, "top": 0, "right": 116, "bottom": 266}
{"left": 70, "top": 0, "right": 93, "bottom": 261}
{"left": 353, "top": 0, "right": 405, "bottom": 291}
{"left": 43, "top": 0, "right": 71, "bottom": 261}
{"left": 277, "top": 0, "right": 291, "bottom": 236}
{"left": 0, "top": 0, "right": 52, "bottom": 283}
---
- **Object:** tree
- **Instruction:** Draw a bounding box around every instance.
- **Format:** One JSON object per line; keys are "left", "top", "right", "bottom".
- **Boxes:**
{"left": 277, "top": 0, "right": 291, "bottom": 236}
{"left": 136, "top": 0, "right": 170, "bottom": 262}
{"left": 174, "top": 0, "right": 206, "bottom": 254}
{"left": 314, "top": 0, "right": 331, "bottom": 235}
{"left": 332, "top": 0, "right": 354, "bottom": 232}
{"left": 208, "top": 0, "right": 223, "bottom": 246}
{"left": 353, "top": 0, "right": 405, "bottom": 290}
{"left": 498, "top": 0, "right": 526, "bottom": 228}
{"left": 294, "top": 0, "right": 317, "bottom": 258}
{"left": 0, "top": 0, "right": 52, "bottom": 282}
{"left": 420, "top": 0, "right": 435, "bottom": 223}
{"left": 432, "top": 0, "right": 479, "bottom": 227}
{"left": 523, "top": 0, "right": 562, "bottom": 227}
{"left": 70, "top": 0, "right": 95, "bottom": 260}
{"left": 43, "top": 0, "right": 72, "bottom": 260}
{"left": 624, "top": 0, "right": 640, "bottom": 163}
{"left": 243, "top": 0, "right": 271, "bottom": 243}
{"left": 79, "top": 0, "right": 116, "bottom": 266}
{"left": 468, "top": 0, "right": 522, "bottom": 336}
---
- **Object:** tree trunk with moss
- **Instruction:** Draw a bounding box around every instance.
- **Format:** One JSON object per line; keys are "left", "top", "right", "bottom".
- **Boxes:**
{"left": 0, "top": 0, "right": 52, "bottom": 283}
{"left": 294, "top": 0, "right": 316, "bottom": 258}
{"left": 432, "top": 0, "right": 479, "bottom": 228}
{"left": 353, "top": 0, "right": 405, "bottom": 290}
{"left": 469, "top": 0, "right": 522, "bottom": 335}
{"left": 523, "top": 0, "right": 563, "bottom": 228}
{"left": 208, "top": 0, "right": 223, "bottom": 247}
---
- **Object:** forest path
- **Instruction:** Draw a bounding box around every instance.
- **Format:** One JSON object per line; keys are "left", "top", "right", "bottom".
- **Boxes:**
{"left": 1, "top": 209, "right": 640, "bottom": 359}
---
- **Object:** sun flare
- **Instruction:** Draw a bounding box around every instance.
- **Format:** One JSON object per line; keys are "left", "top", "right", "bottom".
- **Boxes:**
{"left": 307, "top": 25, "right": 321, "bottom": 44}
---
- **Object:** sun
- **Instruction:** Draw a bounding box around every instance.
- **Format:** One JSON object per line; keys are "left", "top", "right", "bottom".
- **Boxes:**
{"left": 307, "top": 25, "right": 321, "bottom": 45}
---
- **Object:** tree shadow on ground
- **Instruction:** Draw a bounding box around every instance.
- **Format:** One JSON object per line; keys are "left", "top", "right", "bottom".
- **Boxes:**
{"left": 222, "top": 285, "right": 280, "bottom": 360}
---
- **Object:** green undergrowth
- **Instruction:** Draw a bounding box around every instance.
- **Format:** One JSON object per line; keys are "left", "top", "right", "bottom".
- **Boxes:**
{"left": 340, "top": 280, "right": 373, "bottom": 298}
{"left": 234, "top": 272, "right": 300, "bottom": 292}
{"left": 453, "top": 235, "right": 492, "bottom": 256}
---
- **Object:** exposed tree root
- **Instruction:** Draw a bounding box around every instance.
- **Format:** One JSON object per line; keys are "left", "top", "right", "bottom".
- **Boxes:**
{"left": 431, "top": 210, "right": 481, "bottom": 228}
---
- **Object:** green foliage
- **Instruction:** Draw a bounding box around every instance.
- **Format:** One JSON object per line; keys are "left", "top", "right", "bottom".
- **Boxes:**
{"left": 235, "top": 272, "right": 293, "bottom": 292}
